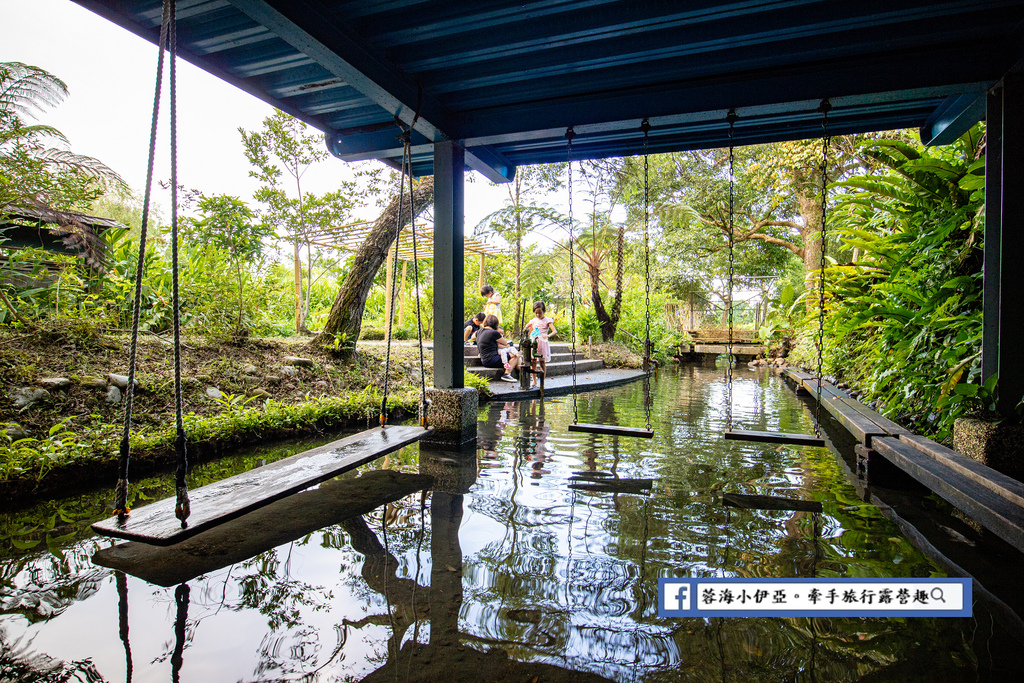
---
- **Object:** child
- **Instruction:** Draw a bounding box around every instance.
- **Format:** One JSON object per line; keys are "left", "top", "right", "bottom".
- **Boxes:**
{"left": 524, "top": 302, "right": 557, "bottom": 388}
{"left": 481, "top": 285, "right": 502, "bottom": 325}
{"left": 464, "top": 312, "right": 485, "bottom": 344}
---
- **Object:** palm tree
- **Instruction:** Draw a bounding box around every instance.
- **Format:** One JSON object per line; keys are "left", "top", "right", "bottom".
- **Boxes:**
{"left": 0, "top": 61, "right": 125, "bottom": 213}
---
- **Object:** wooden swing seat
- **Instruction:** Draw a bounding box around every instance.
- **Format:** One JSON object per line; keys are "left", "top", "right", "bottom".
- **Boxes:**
{"left": 723, "top": 429, "right": 824, "bottom": 447}
{"left": 93, "top": 469, "right": 431, "bottom": 585}
{"left": 722, "top": 492, "right": 823, "bottom": 513}
{"left": 92, "top": 425, "right": 431, "bottom": 546}
{"left": 568, "top": 423, "right": 655, "bottom": 438}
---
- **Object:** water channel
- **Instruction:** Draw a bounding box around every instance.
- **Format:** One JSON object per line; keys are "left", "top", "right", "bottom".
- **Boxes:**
{"left": 1, "top": 366, "right": 1021, "bottom": 681}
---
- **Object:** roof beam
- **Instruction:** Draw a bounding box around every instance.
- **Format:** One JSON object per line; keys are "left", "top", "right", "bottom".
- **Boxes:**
{"left": 228, "top": 0, "right": 515, "bottom": 182}
{"left": 920, "top": 93, "right": 988, "bottom": 145}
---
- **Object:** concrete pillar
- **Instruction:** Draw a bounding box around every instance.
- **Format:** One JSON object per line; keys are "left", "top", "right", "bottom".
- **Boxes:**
{"left": 426, "top": 141, "right": 476, "bottom": 448}
{"left": 433, "top": 140, "right": 465, "bottom": 390}
{"left": 985, "top": 71, "right": 1024, "bottom": 416}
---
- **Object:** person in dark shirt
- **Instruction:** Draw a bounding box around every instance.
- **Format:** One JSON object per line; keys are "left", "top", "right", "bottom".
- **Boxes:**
{"left": 477, "top": 314, "right": 519, "bottom": 382}
{"left": 464, "top": 312, "right": 485, "bottom": 343}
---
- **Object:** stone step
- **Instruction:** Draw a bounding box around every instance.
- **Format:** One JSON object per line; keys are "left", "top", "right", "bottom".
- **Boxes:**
{"left": 464, "top": 342, "right": 574, "bottom": 357}
{"left": 464, "top": 352, "right": 584, "bottom": 367}
{"left": 467, "top": 358, "right": 604, "bottom": 380}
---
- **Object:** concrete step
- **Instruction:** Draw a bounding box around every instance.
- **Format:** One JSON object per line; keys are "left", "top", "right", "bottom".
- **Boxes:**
{"left": 464, "top": 342, "right": 574, "bottom": 357}
{"left": 467, "top": 358, "right": 604, "bottom": 380}
{"left": 464, "top": 352, "right": 583, "bottom": 367}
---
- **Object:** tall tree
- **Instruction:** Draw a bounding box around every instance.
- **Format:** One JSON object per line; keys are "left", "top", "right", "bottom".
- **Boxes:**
{"left": 474, "top": 163, "right": 563, "bottom": 332}
{"left": 575, "top": 158, "right": 629, "bottom": 341}
{"left": 313, "top": 177, "right": 434, "bottom": 353}
{"left": 0, "top": 62, "right": 125, "bottom": 324}
{"left": 240, "top": 111, "right": 355, "bottom": 334}
{"left": 183, "top": 194, "right": 274, "bottom": 336}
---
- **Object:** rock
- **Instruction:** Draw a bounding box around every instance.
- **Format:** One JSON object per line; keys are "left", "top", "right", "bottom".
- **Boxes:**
{"left": 284, "top": 356, "right": 315, "bottom": 368}
{"left": 265, "top": 375, "right": 282, "bottom": 385}
{"left": 107, "top": 373, "right": 139, "bottom": 390}
{"left": 11, "top": 387, "right": 50, "bottom": 408}
{"left": 251, "top": 388, "right": 272, "bottom": 398}
{"left": 83, "top": 377, "right": 108, "bottom": 389}
{"left": 5, "top": 423, "right": 29, "bottom": 438}
{"left": 39, "top": 377, "right": 72, "bottom": 390}
{"left": 240, "top": 375, "right": 260, "bottom": 385}
{"left": 241, "top": 363, "right": 259, "bottom": 375}
{"left": 205, "top": 386, "right": 224, "bottom": 400}
{"left": 313, "top": 380, "right": 328, "bottom": 390}
{"left": 105, "top": 385, "right": 122, "bottom": 405}
{"left": 280, "top": 366, "right": 300, "bottom": 377}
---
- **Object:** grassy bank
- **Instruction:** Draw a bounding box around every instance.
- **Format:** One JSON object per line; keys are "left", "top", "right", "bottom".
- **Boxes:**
{"left": 0, "top": 323, "right": 434, "bottom": 506}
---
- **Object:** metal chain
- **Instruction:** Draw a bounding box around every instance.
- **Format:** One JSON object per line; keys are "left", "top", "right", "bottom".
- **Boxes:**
{"left": 815, "top": 100, "right": 831, "bottom": 437}
{"left": 168, "top": 0, "right": 189, "bottom": 527}
{"left": 566, "top": 127, "right": 578, "bottom": 423}
{"left": 379, "top": 137, "right": 408, "bottom": 426}
{"left": 113, "top": 0, "right": 170, "bottom": 516}
{"left": 408, "top": 139, "right": 428, "bottom": 426}
{"left": 726, "top": 110, "right": 737, "bottom": 432}
{"left": 641, "top": 118, "right": 653, "bottom": 432}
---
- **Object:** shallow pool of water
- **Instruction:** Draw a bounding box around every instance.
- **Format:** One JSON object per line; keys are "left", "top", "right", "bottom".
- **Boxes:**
{"left": 0, "top": 366, "right": 1017, "bottom": 681}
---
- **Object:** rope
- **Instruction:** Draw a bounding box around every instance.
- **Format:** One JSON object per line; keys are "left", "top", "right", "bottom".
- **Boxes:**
{"left": 168, "top": 0, "right": 189, "bottom": 527}
{"left": 379, "top": 141, "right": 407, "bottom": 426}
{"left": 814, "top": 100, "right": 831, "bottom": 438}
{"left": 407, "top": 136, "right": 428, "bottom": 426}
{"left": 725, "top": 110, "right": 737, "bottom": 432}
{"left": 113, "top": 0, "right": 171, "bottom": 515}
{"left": 566, "top": 127, "right": 578, "bottom": 423}
{"left": 380, "top": 105, "right": 428, "bottom": 427}
{"left": 641, "top": 119, "right": 653, "bottom": 432}
{"left": 116, "top": 572, "right": 133, "bottom": 683}
{"left": 170, "top": 582, "right": 189, "bottom": 683}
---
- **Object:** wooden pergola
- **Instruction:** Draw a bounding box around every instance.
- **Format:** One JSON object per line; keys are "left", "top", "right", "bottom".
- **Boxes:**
{"left": 308, "top": 220, "right": 505, "bottom": 336}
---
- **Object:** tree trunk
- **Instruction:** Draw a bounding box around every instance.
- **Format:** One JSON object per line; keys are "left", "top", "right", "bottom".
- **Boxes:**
{"left": 293, "top": 239, "right": 305, "bottom": 333}
{"left": 797, "top": 192, "right": 823, "bottom": 312}
{"left": 312, "top": 177, "right": 434, "bottom": 353}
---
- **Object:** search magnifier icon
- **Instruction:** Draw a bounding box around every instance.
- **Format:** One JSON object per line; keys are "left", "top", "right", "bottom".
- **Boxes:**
{"left": 931, "top": 587, "right": 946, "bottom": 603}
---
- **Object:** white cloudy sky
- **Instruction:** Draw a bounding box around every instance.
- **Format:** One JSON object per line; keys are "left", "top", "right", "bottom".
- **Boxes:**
{"left": 0, "top": 0, "right": 529, "bottom": 232}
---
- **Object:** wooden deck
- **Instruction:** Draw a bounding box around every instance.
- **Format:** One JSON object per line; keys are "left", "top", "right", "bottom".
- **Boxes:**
{"left": 781, "top": 368, "right": 1024, "bottom": 554}
{"left": 92, "top": 425, "right": 431, "bottom": 545}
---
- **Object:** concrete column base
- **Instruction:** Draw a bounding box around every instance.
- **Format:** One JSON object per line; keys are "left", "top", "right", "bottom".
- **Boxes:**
{"left": 954, "top": 417, "right": 1024, "bottom": 481}
{"left": 420, "top": 446, "right": 478, "bottom": 494}
{"left": 423, "top": 387, "right": 478, "bottom": 449}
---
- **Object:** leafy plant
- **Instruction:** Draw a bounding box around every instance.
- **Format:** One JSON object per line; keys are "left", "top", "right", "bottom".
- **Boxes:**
{"left": 801, "top": 124, "right": 987, "bottom": 441}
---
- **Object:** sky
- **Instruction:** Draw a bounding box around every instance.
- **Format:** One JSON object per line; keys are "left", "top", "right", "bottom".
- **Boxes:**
{"left": 0, "top": 0, "right": 527, "bottom": 234}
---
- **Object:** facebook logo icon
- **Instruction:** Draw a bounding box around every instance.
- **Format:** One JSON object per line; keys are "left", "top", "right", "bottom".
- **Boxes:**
{"left": 659, "top": 579, "right": 693, "bottom": 616}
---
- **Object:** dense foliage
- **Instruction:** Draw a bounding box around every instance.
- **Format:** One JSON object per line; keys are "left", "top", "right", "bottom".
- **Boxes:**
{"left": 804, "top": 125, "right": 987, "bottom": 441}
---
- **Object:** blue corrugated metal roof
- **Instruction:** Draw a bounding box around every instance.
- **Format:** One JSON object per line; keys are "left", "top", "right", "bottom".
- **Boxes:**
{"left": 73, "top": 0, "right": 1024, "bottom": 180}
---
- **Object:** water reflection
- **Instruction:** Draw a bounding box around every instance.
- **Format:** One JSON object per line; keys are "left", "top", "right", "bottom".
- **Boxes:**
{"left": 0, "top": 366, "right": 1019, "bottom": 680}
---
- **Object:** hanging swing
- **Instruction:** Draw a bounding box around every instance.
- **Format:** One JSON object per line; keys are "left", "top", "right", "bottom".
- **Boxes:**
{"left": 722, "top": 103, "right": 831, "bottom": 448}
{"left": 566, "top": 121, "right": 656, "bottom": 439}
{"left": 92, "top": 0, "right": 431, "bottom": 546}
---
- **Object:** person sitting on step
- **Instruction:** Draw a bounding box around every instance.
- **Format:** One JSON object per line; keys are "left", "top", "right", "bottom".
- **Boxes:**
{"left": 477, "top": 314, "right": 519, "bottom": 382}
{"left": 464, "top": 312, "right": 486, "bottom": 344}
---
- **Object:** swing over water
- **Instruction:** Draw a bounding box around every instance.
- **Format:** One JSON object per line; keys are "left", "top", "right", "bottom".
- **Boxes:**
{"left": 1, "top": 366, "right": 1022, "bottom": 681}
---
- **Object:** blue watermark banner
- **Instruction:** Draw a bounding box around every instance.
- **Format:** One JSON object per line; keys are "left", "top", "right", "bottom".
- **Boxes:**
{"left": 658, "top": 578, "right": 972, "bottom": 618}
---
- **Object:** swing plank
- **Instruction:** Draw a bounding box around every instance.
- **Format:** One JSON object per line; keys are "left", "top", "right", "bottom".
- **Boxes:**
{"left": 568, "top": 423, "right": 655, "bottom": 438}
{"left": 722, "top": 492, "right": 823, "bottom": 513}
{"left": 92, "top": 425, "right": 432, "bottom": 546}
{"left": 723, "top": 429, "right": 825, "bottom": 447}
{"left": 92, "top": 470, "right": 432, "bottom": 586}
{"left": 569, "top": 477, "right": 653, "bottom": 494}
